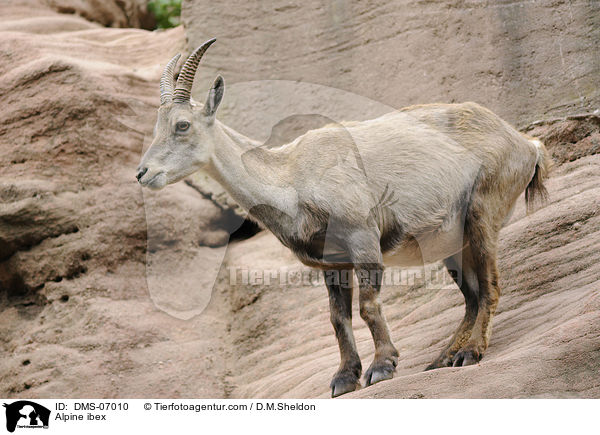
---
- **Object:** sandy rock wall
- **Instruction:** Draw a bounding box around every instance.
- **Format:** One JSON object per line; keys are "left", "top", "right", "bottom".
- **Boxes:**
{"left": 0, "top": 7, "right": 234, "bottom": 398}
{"left": 183, "top": 0, "right": 599, "bottom": 133}
{"left": 181, "top": 0, "right": 599, "bottom": 214}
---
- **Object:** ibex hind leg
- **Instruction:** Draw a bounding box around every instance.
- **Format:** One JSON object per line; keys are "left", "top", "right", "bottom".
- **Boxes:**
{"left": 447, "top": 211, "right": 501, "bottom": 367}
{"left": 426, "top": 244, "right": 480, "bottom": 370}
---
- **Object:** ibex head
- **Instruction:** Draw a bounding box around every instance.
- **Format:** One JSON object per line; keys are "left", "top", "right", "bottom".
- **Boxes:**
{"left": 136, "top": 38, "right": 224, "bottom": 189}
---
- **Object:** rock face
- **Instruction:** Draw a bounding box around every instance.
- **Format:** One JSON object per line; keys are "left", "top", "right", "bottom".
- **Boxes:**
{"left": 183, "top": 0, "right": 599, "bottom": 130}
{"left": 0, "top": 2, "right": 599, "bottom": 399}
{"left": 0, "top": 5, "right": 233, "bottom": 397}
{"left": 181, "top": 0, "right": 599, "bottom": 213}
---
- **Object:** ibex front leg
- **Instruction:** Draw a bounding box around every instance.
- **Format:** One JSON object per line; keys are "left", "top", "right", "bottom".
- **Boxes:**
{"left": 349, "top": 230, "right": 399, "bottom": 387}
{"left": 325, "top": 269, "right": 362, "bottom": 397}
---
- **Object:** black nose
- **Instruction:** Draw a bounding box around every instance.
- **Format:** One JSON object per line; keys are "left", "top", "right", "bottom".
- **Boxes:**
{"left": 136, "top": 167, "right": 148, "bottom": 181}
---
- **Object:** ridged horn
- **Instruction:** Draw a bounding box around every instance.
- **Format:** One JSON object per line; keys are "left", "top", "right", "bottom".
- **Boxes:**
{"left": 160, "top": 53, "right": 181, "bottom": 105}
{"left": 173, "top": 38, "right": 217, "bottom": 103}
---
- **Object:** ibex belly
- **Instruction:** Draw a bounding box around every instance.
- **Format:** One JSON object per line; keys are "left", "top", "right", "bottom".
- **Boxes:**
{"left": 383, "top": 218, "right": 466, "bottom": 267}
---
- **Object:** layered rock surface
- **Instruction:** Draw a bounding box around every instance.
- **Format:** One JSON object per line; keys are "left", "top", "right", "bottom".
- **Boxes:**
{"left": 0, "top": 4, "right": 233, "bottom": 398}
{"left": 0, "top": 2, "right": 598, "bottom": 399}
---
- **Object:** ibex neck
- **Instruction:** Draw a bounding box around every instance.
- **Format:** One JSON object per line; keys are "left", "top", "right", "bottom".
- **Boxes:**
{"left": 205, "top": 121, "right": 298, "bottom": 219}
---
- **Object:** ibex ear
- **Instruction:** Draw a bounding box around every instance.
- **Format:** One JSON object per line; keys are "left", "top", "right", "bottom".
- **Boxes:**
{"left": 204, "top": 75, "right": 224, "bottom": 118}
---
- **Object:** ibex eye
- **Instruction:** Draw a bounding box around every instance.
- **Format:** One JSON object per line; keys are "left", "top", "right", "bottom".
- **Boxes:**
{"left": 176, "top": 121, "right": 190, "bottom": 132}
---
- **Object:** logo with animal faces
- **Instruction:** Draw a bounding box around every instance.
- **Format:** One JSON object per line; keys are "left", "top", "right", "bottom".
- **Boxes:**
{"left": 3, "top": 401, "right": 50, "bottom": 433}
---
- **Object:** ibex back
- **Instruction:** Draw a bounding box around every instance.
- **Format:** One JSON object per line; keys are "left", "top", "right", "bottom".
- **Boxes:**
{"left": 137, "top": 39, "right": 551, "bottom": 397}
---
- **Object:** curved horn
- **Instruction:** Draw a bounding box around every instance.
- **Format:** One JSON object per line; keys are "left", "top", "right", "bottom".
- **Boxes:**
{"left": 173, "top": 38, "right": 217, "bottom": 103}
{"left": 160, "top": 53, "right": 181, "bottom": 105}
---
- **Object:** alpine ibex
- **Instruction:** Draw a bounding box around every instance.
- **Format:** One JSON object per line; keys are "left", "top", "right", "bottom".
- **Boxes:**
{"left": 137, "top": 39, "right": 551, "bottom": 397}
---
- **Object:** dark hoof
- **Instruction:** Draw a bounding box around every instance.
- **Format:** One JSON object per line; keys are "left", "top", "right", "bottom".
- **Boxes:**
{"left": 364, "top": 358, "right": 397, "bottom": 387}
{"left": 452, "top": 349, "right": 480, "bottom": 367}
{"left": 424, "top": 356, "right": 451, "bottom": 371}
{"left": 330, "top": 370, "right": 361, "bottom": 398}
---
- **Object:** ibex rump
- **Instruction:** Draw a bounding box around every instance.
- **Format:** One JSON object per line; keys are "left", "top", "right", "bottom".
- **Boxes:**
{"left": 137, "top": 39, "right": 550, "bottom": 397}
